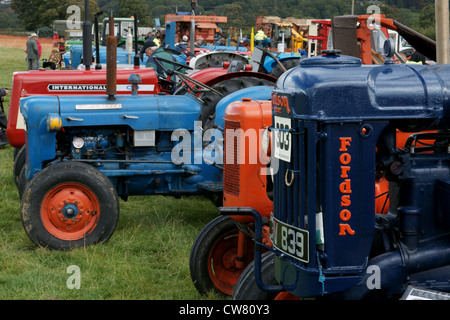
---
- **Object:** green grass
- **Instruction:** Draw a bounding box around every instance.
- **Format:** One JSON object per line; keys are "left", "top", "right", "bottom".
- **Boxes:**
{"left": 0, "top": 46, "right": 224, "bottom": 300}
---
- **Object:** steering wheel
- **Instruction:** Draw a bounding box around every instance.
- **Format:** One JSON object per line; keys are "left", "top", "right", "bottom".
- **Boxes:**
{"left": 153, "top": 56, "right": 193, "bottom": 73}
{"left": 153, "top": 56, "right": 221, "bottom": 97}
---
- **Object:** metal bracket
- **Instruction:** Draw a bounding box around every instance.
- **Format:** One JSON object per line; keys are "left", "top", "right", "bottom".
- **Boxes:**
{"left": 219, "top": 206, "right": 296, "bottom": 293}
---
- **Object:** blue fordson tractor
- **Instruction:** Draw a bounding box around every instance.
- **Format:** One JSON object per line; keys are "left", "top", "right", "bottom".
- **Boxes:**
{"left": 230, "top": 49, "right": 450, "bottom": 300}
{"left": 19, "top": 26, "right": 277, "bottom": 250}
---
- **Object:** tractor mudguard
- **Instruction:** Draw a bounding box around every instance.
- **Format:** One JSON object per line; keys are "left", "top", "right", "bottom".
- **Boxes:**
{"left": 189, "top": 51, "right": 250, "bottom": 70}
{"left": 20, "top": 96, "right": 60, "bottom": 178}
{"left": 198, "top": 71, "right": 276, "bottom": 89}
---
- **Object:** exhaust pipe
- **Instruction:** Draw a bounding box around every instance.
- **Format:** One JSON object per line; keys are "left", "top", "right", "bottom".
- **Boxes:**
{"left": 339, "top": 234, "right": 450, "bottom": 299}
{"left": 106, "top": 14, "right": 117, "bottom": 100}
{"left": 82, "top": 0, "right": 92, "bottom": 71}
{"left": 134, "top": 13, "right": 140, "bottom": 68}
{"left": 94, "top": 11, "right": 103, "bottom": 70}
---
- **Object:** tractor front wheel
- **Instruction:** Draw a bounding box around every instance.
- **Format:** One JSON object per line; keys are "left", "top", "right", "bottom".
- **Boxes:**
{"left": 189, "top": 215, "right": 255, "bottom": 296}
{"left": 20, "top": 161, "right": 119, "bottom": 250}
{"left": 232, "top": 251, "right": 300, "bottom": 300}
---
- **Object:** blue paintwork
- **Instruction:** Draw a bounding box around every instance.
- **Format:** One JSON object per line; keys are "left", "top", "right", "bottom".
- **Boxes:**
{"left": 263, "top": 52, "right": 301, "bottom": 73}
{"left": 255, "top": 54, "right": 450, "bottom": 298}
{"left": 21, "top": 83, "right": 273, "bottom": 199}
{"left": 65, "top": 45, "right": 131, "bottom": 68}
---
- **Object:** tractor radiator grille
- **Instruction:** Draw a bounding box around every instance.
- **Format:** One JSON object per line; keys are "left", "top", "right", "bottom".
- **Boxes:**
{"left": 223, "top": 120, "right": 240, "bottom": 197}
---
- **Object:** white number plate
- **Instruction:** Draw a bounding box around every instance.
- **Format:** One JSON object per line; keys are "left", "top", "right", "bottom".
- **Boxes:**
{"left": 273, "top": 116, "right": 291, "bottom": 162}
{"left": 272, "top": 214, "right": 309, "bottom": 263}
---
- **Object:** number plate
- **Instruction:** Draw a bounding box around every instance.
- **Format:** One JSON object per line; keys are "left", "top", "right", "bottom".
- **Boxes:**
{"left": 273, "top": 116, "right": 291, "bottom": 162}
{"left": 271, "top": 214, "right": 309, "bottom": 263}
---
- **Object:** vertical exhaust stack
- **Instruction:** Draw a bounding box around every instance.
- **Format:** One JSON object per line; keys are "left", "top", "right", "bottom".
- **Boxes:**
{"left": 82, "top": 0, "right": 93, "bottom": 71}
{"left": 134, "top": 13, "right": 140, "bottom": 68}
{"left": 94, "top": 11, "right": 103, "bottom": 70}
{"left": 106, "top": 14, "right": 117, "bottom": 100}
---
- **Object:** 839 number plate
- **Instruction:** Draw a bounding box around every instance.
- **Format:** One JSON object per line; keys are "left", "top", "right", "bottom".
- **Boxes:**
{"left": 271, "top": 214, "right": 309, "bottom": 263}
{"left": 273, "top": 116, "right": 291, "bottom": 163}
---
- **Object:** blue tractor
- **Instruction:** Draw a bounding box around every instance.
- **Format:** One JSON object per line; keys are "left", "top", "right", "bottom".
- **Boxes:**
{"left": 230, "top": 49, "right": 450, "bottom": 299}
{"left": 19, "top": 12, "right": 277, "bottom": 249}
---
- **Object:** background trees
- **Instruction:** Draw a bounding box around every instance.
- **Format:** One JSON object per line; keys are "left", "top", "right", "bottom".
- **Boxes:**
{"left": 6, "top": 0, "right": 441, "bottom": 40}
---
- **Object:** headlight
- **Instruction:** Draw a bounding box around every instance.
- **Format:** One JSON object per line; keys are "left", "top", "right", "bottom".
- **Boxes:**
{"left": 261, "top": 127, "right": 271, "bottom": 156}
{"left": 46, "top": 113, "right": 62, "bottom": 132}
{"left": 72, "top": 137, "right": 85, "bottom": 149}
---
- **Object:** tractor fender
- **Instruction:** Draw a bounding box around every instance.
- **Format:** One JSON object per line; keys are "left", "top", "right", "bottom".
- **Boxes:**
{"left": 20, "top": 96, "right": 60, "bottom": 178}
{"left": 189, "top": 51, "right": 249, "bottom": 70}
{"left": 264, "top": 55, "right": 300, "bottom": 74}
{"left": 202, "top": 71, "right": 277, "bottom": 89}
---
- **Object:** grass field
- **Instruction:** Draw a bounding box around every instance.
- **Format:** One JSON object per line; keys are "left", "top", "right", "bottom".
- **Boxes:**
{"left": 0, "top": 46, "right": 224, "bottom": 300}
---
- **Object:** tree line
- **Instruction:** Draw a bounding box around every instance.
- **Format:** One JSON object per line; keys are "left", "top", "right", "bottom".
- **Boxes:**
{"left": 3, "top": 0, "right": 439, "bottom": 40}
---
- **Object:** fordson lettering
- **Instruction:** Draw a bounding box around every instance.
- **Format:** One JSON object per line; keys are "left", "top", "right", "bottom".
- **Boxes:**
{"left": 338, "top": 137, "right": 355, "bottom": 236}
{"left": 272, "top": 93, "right": 290, "bottom": 114}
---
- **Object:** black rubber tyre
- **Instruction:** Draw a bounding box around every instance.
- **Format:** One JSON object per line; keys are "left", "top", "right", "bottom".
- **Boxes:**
{"left": 199, "top": 77, "right": 275, "bottom": 131}
{"left": 13, "top": 145, "right": 26, "bottom": 187}
{"left": 269, "top": 58, "right": 300, "bottom": 78}
{"left": 17, "top": 165, "right": 28, "bottom": 199}
{"left": 189, "top": 215, "right": 254, "bottom": 296}
{"left": 21, "top": 161, "right": 120, "bottom": 250}
{"left": 232, "top": 251, "right": 281, "bottom": 300}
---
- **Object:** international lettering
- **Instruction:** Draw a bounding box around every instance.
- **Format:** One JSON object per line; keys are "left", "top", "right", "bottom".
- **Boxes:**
{"left": 48, "top": 84, "right": 107, "bottom": 91}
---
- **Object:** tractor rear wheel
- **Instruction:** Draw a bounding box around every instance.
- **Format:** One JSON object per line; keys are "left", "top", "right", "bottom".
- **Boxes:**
{"left": 199, "top": 76, "right": 275, "bottom": 131}
{"left": 20, "top": 161, "right": 119, "bottom": 250}
{"left": 189, "top": 215, "right": 255, "bottom": 296}
{"left": 13, "top": 145, "right": 26, "bottom": 187}
{"left": 269, "top": 58, "right": 300, "bottom": 78}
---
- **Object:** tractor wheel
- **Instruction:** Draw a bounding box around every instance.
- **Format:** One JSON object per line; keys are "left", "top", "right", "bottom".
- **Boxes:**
{"left": 233, "top": 251, "right": 302, "bottom": 300}
{"left": 189, "top": 215, "right": 255, "bottom": 296}
{"left": 20, "top": 161, "right": 119, "bottom": 250}
{"left": 199, "top": 77, "right": 275, "bottom": 131}
{"left": 232, "top": 251, "right": 281, "bottom": 300}
{"left": 269, "top": 58, "right": 300, "bottom": 78}
{"left": 17, "top": 165, "right": 28, "bottom": 199}
{"left": 13, "top": 145, "right": 26, "bottom": 187}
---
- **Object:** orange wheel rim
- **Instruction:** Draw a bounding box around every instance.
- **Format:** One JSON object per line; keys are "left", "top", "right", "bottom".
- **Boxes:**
{"left": 41, "top": 183, "right": 100, "bottom": 241}
{"left": 207, "top": 231, "right": 254, "bottom": 295}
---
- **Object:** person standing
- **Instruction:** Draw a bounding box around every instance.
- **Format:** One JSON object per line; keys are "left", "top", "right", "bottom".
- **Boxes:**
{"left": 144, "top": 46, "right": 177, "bottom": 76}
{"left": 26, "top": 33, "right": 39, "bottom": 70}
{"left": 0, "top": 88, "right": 9, "bottom": 129}
{"left": 36, "top": 35, "right": 42, "bottom": 68}
{"left": 0, "top": 88, "right": 9, "bottom": 146}
{"left": 254, "top": 28, "right": 267, "bottom": 47}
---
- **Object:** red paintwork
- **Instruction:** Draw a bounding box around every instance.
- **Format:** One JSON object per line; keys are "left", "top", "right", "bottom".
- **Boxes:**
{"left": 6, "top": 67, "right": 160, "bottom": 148}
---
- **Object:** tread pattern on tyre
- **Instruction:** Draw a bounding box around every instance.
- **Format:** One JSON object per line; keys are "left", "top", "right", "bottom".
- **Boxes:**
{"left": 20, "top": 161, "right": 120, "bottom": 250}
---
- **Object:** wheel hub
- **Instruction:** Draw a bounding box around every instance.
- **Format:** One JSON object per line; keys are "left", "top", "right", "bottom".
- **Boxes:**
{"left": 62, "top": 203, "right": 79, "bottom": 219}
{"left": 41, "top": 183, "right": 100, "bottom": 240}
